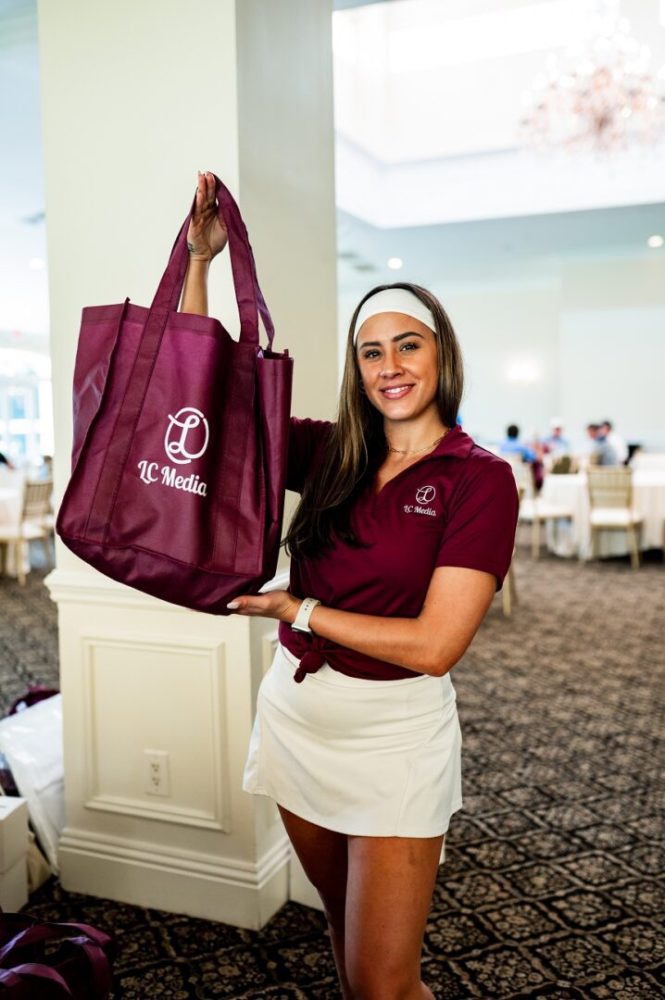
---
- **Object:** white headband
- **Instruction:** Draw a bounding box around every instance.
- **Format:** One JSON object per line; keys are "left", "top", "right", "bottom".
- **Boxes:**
{"left": 353, "top": 288, "right": 436, "bottom": 345}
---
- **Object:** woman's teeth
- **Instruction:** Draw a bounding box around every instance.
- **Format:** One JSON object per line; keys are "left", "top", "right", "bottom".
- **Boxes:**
{"left": 382, "top": 385, "right": 412, "bottom": 398}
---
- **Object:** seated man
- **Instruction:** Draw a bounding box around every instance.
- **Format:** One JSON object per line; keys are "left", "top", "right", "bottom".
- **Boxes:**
{"left": 600, "top": 420, "right": 628, "bottom": 465}
{"left": 542, "top": 418, "right": 571, "bottom": 456}
{"left": 587, "top": 424, "right": 619, "bottom": 466}
{"left": 500, "top": 424, "right": 536, "bottom": 463}
{"left": 500, "top": 424, "right": 543, "bottom": 491}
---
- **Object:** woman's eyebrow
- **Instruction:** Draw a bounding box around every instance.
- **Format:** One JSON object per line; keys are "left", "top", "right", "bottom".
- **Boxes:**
{"left": 357, "top": 331, "right": 426, "bottom": 350}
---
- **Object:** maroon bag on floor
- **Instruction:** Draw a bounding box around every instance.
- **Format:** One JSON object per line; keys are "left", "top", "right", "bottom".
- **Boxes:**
{"left": 0, "top": 914, "right": 113, "bottom": 998}
{"left": 56, "top": 175, "right": 293, "bottom": 613}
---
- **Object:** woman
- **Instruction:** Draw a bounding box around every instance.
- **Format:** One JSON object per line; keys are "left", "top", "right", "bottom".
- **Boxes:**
{"left": 183, "top": 172, "right": 518, "bottom": 1000}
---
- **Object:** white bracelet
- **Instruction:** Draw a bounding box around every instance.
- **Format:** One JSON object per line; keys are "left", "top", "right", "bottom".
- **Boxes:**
{"left": 291, "top": 597, "right": 321, "bottom": 634}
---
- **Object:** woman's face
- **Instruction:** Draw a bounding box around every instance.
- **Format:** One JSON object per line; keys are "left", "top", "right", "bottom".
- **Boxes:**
{"left": 355, "top": 312, "right": 440, "bottom": 426}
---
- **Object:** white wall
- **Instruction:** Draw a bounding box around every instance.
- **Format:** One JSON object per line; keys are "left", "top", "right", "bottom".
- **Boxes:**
{"left": 446, "top": 253, "right": 665, "bottom": 451}
{"left": 560, "top": 305, "right": 665, "bottom": 449}
{"left": 559, "top": 257, "right": 665, "bottom": 450}
{"left": 443, "top": 281, "right": 561, "bottom": 445}
{"left": 338, "top": 251, "right": 665, "bottom": 453}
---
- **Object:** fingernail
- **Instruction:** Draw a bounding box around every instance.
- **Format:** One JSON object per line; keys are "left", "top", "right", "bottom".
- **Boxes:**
{"left": 226, "top": 601, "right": 240, "bottom": 609}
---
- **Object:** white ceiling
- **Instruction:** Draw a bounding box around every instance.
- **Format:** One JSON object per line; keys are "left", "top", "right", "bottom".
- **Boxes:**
{"left": 336, "top": 200, "right": 665, "bottom": 292}
{"left": 333, "top": 0, "right": 665, "bottom": 163}
{"left": 332, "top": 0, "right": 665, "bottom": 289}
{"left": 2, "top": 0, "right": 665, "bottom": 345}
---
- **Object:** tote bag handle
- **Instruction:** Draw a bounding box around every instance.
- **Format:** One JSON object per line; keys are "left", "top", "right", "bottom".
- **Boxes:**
{"left": 151, "top": 174, "right": 274, "bottom": 349}
{"left": 84, "top": 174, "right": 275, "bottom": 539}
{"left": 0, "top": 921, "right": 111, "bottom": 996}
{"left": 0, "top": 964, "right": 73, "bottom": 996}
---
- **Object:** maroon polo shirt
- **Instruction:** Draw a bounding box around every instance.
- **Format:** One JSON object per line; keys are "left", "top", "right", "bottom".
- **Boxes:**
{"left": 278, "top": 419, "right": 519, "bottom": 682}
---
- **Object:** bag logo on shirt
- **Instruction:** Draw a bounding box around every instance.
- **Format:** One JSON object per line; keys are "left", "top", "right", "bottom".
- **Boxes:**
{"left": 136, "top": 406, "right": 209, "bottom": 497}
{"left": 403, "top": 485, "right": 437, "bottom": 517}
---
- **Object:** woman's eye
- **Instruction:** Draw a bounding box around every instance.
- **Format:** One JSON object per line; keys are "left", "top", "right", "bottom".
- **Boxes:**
{"left": 401, "top": 341, "right": 418, "bottom": 351}
{"left": 363, "top": 350, "right": 380, "bottom": 360}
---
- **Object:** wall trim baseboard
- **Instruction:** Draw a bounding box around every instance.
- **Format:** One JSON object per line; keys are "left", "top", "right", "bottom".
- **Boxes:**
{"left": 58, "top": 827, "right": 292, "bottom": 928}
{"left": 58, "top": 826, "right": 289, "bottom": 888}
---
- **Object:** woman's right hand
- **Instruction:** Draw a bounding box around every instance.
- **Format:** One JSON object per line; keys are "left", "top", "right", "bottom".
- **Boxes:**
{"left": 186, "top": 170, "right": 229, "bottom": 262}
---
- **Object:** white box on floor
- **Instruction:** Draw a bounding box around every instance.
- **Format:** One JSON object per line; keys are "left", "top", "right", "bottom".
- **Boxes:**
{"left": 0, "top": 796, "right": 28, "bottom": 872}
{"left": 0, "top": 698, "right": 64, "bottom": 874}
{"left": 0, "top": 854, "right": 28, "bottom": 911}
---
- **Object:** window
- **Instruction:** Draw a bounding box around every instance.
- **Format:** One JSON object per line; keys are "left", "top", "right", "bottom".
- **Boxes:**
{"left": 0, "top": 350, "right": 52, "bottom": 470}
{"left": 9, "top": 391, "right": 28, "bottom": 420}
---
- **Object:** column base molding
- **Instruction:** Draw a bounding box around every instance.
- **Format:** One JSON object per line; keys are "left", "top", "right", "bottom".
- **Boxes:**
{"left": 58, "top": 827, "right": 291, "bottom": 930}
{"left": 44, "top": 567, "right": 291, "bottom": 608}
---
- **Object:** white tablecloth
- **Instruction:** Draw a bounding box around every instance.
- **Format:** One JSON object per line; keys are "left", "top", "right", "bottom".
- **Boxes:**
{"left": 0, "top": 471, "right": 30, "bottom": 577}
{"left": 540, "top": 471, "right": 665, "bottom": 559}
{"left": 631, "top": 453, "right": 665, "bottom": 472}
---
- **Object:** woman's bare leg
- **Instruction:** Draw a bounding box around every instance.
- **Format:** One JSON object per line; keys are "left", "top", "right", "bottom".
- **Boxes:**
{"left": 344, "top": 833, "right": 444, "bottom": 1000}
{"left": 277, "top": 804, "right": 353, "bottom": 999}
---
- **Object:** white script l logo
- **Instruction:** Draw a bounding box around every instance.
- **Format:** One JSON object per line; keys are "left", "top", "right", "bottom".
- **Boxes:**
{"left": 416, "top": 485, "right": 436, "bottom": 504}
{"left": 164, "top": 407, "right": 210, "bottom": 465}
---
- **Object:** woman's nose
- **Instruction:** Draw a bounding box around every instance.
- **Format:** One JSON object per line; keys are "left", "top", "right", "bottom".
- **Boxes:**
{"left": 379, "top": 350, "right": 403, "bottom": 377}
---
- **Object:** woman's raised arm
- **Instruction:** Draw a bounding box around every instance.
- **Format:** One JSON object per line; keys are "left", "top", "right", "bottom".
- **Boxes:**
{"left": 180, "top": 170, "right": 228, "bottom": 316}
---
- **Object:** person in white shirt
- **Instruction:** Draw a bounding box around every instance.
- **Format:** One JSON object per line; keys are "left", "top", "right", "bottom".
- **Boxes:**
{"left": 587, "top": 424, "right": 618, "bottom": 466}
{"left": 601, "top": 420, "right": 628, "bottom": 465}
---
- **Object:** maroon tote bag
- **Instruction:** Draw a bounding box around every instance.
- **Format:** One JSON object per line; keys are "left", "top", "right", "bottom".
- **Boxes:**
{"left": 0, "top": 913, "right": 113, "bottom": 998}
{"left": 56, "top": 175, "right": 293, "bottom": 614}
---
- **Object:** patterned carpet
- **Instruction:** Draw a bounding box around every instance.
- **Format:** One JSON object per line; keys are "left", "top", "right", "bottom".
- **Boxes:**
{"left": 1, "top": 542, "right": 664, "bottom": 999}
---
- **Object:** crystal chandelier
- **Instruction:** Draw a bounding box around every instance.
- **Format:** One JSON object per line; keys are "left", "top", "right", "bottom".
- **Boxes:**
{"left": 520, "top": 0, "right": 665, "bottom": 154}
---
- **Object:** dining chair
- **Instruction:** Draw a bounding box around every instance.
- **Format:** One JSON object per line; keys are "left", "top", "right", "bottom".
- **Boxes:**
{"left": 518, "top": 495, "right": 575, "bottom": 558}
{"left": 549, "top": 454, "right": 577, "bottom": 475}
{"left": 502, "top": 562, "right": 518, "bottom": 617}
{"left": 586, "top": 467, "right": 643, "bottom": 570}
{"left": 501, "top": 485, "right": 524, "bottom": 617}
{"left": 0, "top": 479, "right": 54, "bottom": 585}
{"left": 507, "top": 461, "right": 574, "bottom": 559}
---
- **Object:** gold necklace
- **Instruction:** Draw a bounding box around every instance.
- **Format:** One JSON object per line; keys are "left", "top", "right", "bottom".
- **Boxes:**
{"left": 387, "top": 429, "right": 448, "bottom": 456}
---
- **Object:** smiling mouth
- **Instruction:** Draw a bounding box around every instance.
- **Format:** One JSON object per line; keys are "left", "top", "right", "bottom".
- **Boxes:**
{"left": 380, "top": 385, "right": 414, "bottom": 399}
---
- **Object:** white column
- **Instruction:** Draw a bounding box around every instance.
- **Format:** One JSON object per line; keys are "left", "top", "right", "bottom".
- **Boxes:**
{"left": 38, "top": 0, "right": 336, "bottom": 928}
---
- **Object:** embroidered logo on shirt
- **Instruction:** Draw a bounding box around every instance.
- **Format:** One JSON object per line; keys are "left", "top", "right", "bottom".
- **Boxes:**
{"left": 403, "top": 485, "right": 437, "bottom": 517}
{"left": 416, "top": 486, "right": 436, "bottom": 504}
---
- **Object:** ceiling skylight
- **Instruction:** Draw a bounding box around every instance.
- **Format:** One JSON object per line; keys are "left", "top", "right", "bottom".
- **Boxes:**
{"left": 388, "top": 2, "right": 580, "bottom": 71}
{"left": 333, "top": 1, "right": 582, "bottom": 72}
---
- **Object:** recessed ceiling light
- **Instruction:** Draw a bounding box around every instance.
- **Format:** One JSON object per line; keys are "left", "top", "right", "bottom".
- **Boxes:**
{"left": 647, "top": 234, "right": 664, "bottom": 248}
{"left": 28, "top": 257, "right": 46, "bottom": 270}
{"left": 387, "top": 257, "right": 403, "bottom": 270}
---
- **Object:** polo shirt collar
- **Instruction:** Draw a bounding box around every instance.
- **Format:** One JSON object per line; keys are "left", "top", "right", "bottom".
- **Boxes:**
{"left": 428, "top": 423, "right": 474, "bottom": 460}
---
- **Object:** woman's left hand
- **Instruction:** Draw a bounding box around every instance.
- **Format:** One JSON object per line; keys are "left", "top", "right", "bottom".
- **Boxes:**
{"left": 227, "top": 590, "right": 300, "bottom": 624}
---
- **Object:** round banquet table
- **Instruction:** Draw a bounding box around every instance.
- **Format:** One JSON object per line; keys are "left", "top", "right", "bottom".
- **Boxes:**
{"left": 540, "top": 470, "right": 665, "bottom": 560}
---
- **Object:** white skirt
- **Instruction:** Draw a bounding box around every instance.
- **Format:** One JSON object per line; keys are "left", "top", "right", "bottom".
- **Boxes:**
{"left": 242, "top": 642, "right": 463, "bottom": 838}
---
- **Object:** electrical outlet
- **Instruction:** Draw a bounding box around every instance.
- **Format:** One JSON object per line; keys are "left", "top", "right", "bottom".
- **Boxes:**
{"left": 144, "top": 749, "right": 170, "bottom": 797}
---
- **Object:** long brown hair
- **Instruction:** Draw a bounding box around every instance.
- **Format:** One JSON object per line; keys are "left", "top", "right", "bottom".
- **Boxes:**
{"left": 284, "top": 282, "right": 464, "bottom": 560}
